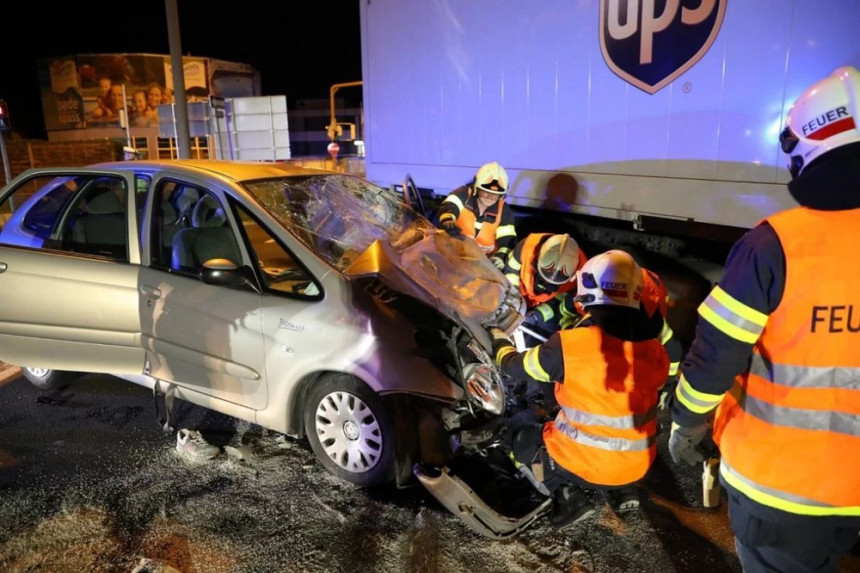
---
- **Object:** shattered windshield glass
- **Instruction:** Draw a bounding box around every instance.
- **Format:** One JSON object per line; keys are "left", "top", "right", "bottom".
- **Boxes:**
{"left": 245, "top": 173, "right": 523, "bottom": 331}
{"left": 246, "top": 174, "right": 436, "bottom": 271}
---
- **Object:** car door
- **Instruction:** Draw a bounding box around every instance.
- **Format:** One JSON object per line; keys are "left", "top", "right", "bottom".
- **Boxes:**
{"left": 138, "top": 179, "right": 268, "bottom": 411}
{"left": 0, "top": 168, "right": 145, "bottom": 375}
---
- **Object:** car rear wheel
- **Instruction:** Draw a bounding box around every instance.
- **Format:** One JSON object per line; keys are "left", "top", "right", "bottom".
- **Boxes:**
{"left": 304, "top": 374, "right": 396, "bottom": 487}
{"left": 21, "top": 368, "right": 80, "bottom": 391}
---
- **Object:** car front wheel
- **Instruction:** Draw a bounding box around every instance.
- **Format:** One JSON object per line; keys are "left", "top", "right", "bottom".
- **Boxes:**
{"left": 304, "top": 374, "right": 396, "bottom": 487}
{"left": 21, "top": 368, "right": 80, "bottom": 391}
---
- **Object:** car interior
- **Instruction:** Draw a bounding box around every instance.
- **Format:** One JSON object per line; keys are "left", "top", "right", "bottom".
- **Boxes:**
{"left": 170, "top": 193, "right": 242, "bottom": 273}
{"left": 67, "top": 180, "right": 128, "bottom": 259}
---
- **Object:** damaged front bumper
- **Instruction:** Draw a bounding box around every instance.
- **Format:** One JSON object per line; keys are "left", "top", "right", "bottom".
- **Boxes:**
{"left": 414, "top": 463, "right": 552, "bottom": 539}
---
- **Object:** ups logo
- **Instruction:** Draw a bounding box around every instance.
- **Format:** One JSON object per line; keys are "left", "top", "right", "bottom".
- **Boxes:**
{"left": 599, "top": 0, "right": 726, "bottom": 94}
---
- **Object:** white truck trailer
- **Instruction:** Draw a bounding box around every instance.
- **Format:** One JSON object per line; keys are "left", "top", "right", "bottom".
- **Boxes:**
{"left": 356, "top": 0, "right": 859, "bottom": 342}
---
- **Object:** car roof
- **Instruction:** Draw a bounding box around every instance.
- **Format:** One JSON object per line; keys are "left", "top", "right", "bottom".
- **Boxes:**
{"left": 87, "top": 159, "right": 339, "bottom": 183}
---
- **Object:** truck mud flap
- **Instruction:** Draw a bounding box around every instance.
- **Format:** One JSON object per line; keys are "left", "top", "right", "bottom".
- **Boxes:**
{"left": 414, "top": 463, "right": 552, "bottom": 539}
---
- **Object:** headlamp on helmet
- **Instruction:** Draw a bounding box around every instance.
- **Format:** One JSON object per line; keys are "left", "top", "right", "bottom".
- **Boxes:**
{"left": 474, "top": 161, "right": 509, "bottom": 195}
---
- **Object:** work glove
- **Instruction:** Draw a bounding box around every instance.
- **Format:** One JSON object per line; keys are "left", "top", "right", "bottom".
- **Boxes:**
{"left": 668, "top": 422, "right": 709, "bottom": 466}
{"left": 441, "top": 219, "right": 463, "bottom": 238}
{"left": 488, "top": 327, "right": 514, "bottom": 362}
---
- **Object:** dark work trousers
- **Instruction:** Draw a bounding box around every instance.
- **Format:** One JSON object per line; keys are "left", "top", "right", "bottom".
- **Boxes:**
{"left": 726, "top": 484, "right": 860, "bottom": 573}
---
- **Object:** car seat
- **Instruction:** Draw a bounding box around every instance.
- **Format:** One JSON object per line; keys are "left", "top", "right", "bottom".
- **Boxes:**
{"left": 170, "top": 194, "right": 241, "bottom": 272}
{"left": 70, "top": 184, "right": 127, "bottom": 258}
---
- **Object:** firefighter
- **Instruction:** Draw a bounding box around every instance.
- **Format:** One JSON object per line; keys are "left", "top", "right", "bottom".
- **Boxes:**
{"left": 504, "top": 232, "right": 589, "bottom": 345}
{"left": 668, "top": 66, "right": 860, "bottom": 572}
{"left": 489, "top": 250, "right": 669, "bottom": 526}
{"left": 437, "top": 161, "right": 517, "bottom": 269}
{"left": 640, "top": 267, "right": 683, "bottom": 408}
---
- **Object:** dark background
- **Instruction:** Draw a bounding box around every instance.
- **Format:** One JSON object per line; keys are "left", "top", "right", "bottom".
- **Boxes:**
{"left": 1, "top": 1, "right": 362, "bottom": 140}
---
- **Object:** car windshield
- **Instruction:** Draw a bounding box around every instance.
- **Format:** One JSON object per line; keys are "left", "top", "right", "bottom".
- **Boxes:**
{"left": 245, "top": 174, "right": 437, "bottom": 271}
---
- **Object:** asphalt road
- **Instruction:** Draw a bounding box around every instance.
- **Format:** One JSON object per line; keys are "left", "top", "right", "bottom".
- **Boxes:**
{"left": 0, "top": 370, "right": 856, "bottom": 573}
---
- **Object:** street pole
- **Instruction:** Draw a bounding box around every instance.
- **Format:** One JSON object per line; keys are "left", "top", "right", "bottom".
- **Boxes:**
{"left": 165, "top": 0, "right": 191, "bottom": 159}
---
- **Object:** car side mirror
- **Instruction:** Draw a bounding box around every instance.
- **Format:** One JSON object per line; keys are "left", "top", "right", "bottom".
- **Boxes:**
{"left": 200, "top": 258, "right": 260, "bottom": 293}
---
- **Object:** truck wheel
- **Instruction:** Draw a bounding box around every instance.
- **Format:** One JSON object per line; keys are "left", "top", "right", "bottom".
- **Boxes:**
{"left": 21, "top": 368, "right": 80, "bottom": 391}
{"left": 304, "top": 373, "right": 396, "bottom": 487}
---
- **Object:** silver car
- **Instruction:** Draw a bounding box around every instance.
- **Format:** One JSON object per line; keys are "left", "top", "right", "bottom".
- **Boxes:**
{"left": 0, "top": 160, "right": 523, "bottom": 489}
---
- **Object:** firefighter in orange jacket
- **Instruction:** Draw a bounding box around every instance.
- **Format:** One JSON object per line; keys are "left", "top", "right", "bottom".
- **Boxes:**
{"left": 437, "top": 161, "right": 517, "bottom": 269}
{"left": 490, "top": 250, "right": 668, "bottom": 526}
{"left": 503, "top": 232, "right": 588, "bottom": 346}
{"left": 669, "top": 66, "right": 860, "bottom": 572}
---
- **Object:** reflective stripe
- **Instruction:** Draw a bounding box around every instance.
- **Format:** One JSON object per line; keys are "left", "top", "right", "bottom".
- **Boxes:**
{"left": 505, "top": 272, "right": 520, "bottom": 286}
{"left": 750, "top": 352, "right": 860, "bottom": 391}
{"left": 536, "top": 304, "right": 554, "bottom": 321}
{"left": 442, "top": 194, "right": 464, "bottom": 211}
{"left": 698, "top": 286, "right": 767, "bottom": 344}
{"left": 523, "top": 346, "right": 552, "bottom": 382}
{"left": 728, "top": 382, "right": 860, "bottom": 438}
{"left": 720, "top": 458, "right": 860, "bottom": 516}
{"left": 659, "top": 320, "right": 673, "bottom": 344}
{"left": 508, "top": 257, "right": 522, "bottom": 272}
{"left": 555, "top": 417, "right": 655, "bottom": 452}
{"left": 668, "top": 361, "right": 679, "bottom": 376}
{"left": 496, "top": 345, "right": 516, "bottom": 364}
{"left": 559, "top": 403, "right": 656, "bottom": 429}
{"left": 675, "top": 374, "right": 723, "bottom": 414}
{"left": 497, "top": 224, "right": 517, "bottom": 238}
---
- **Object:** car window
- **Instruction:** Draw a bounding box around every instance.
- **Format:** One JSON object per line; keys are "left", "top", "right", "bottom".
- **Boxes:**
{"left": 233, "top": 201, "right": 321, "bottom": 298}
{"left": 0, "top": 174, "right": 129, "bottom": 261}
{"left": 157, "top": 185, "right": 243, "bottom": 275}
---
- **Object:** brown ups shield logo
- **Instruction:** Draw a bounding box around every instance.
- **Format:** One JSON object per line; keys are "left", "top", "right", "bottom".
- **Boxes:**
{"left": 599, "top": 0, "right": 726, "bottom": 94}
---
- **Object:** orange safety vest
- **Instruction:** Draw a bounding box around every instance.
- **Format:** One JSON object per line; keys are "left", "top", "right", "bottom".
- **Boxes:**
{"left": 455, "top": 189, "right": 504, "bottom": 254}
{"left": 519, "top": 233, "right": 587, "bottom": 308}
{"left": 543, "top": 326, "right": 669, "bottom": 486}
{"left": 713, "top": 207, "right": 860, "bottom": 516}
{"left": 641, "top": 268, "right": 669, "bottom": 318}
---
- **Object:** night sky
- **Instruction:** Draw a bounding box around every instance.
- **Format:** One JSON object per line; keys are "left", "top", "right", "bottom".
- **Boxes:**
{"left": 1, "top": 1, "right": 362, "bottom": 139}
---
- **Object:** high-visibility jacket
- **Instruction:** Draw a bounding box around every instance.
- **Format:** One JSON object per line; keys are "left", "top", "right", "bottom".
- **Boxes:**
{"left": 516, "top": 233, "right": 587, "bottom": 308}
{"left": 543, "top": 326, "right": 668, "bottom": 486}
{"left": 641, "top": 268, "right": 681, "bottom": 378}
{"left": 712, "top": 207, "right": 860, "bottom": 516}
{"left": 437, "top": 185, "right": 517, "bottom": 258}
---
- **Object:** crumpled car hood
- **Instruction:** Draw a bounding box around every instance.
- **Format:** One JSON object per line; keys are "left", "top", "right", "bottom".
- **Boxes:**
{"left": 345, "top": 232, "right": 524, "bottom": 334}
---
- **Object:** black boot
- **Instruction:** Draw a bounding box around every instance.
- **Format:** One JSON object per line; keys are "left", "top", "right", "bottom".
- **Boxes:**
{"left": 549, "top": 484, "right": 595, "bottom": 527}
{"left": 603, "top": 485, "right": 641, "bottom": 514}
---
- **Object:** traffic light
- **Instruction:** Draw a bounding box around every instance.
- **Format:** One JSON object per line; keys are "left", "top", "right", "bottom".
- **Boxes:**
{"left": 0, "top": 100, "right": 9, "bottom": 131}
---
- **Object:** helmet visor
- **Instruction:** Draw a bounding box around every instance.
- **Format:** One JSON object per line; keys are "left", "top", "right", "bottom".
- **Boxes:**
{"left": 476, "top": 182, "right": 506, "bottom": 195}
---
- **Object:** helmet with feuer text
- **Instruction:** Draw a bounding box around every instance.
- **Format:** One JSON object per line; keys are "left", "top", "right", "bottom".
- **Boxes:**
{"left": 574, "top": 250, "right": 642, "bottom": 309}
{"left": 780, "top": 66, "right": 860, "bottom": 179}
{"left": 537, "top": 233, "right": 580, "bottom": 285}
{"left": 474, "top": 161, "right": 509, "bottom": 195}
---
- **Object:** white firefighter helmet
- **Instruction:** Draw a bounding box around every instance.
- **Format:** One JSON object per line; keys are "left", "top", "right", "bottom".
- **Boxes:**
{"left": 537, "top": 233, "right": 580, "bottom": 285}
{"left": 780, "top": 66, "right": 860, "bottom": 178}
{"left": 474, "top": 161, "right": 509, "bottom": 195}
{"left": 575, "top": 250, "right": 642, "bottom": 309}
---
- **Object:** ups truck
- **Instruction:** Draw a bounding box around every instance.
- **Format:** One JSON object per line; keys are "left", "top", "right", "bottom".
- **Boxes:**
{"left": 356, "top": 0, "right": 859, "bottom": 342}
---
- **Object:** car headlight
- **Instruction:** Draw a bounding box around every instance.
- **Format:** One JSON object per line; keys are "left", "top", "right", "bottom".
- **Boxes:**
{"left": 462, "top": 362, "right": 505, "bottom": 415}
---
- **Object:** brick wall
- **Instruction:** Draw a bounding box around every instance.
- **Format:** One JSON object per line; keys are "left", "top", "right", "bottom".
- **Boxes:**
{"left": 2, "top": 139, "right": 121, "bottom": 186}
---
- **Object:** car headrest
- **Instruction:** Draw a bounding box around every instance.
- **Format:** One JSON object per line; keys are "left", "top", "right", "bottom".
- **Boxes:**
{"left": 192, "top": 195, "right": 227, "bottom": 228}
{"left": 88, "top": 187, "right": 123, "bottom": 215}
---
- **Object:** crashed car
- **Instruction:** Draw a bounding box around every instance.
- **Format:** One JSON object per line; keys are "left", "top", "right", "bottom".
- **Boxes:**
{"left": 0, "top": 160, "right": 539, "bottom": 536}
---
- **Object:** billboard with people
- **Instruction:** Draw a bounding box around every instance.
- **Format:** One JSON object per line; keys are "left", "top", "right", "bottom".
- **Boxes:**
{"left": 37, "top": 53, "right": 260, "bottom": 132}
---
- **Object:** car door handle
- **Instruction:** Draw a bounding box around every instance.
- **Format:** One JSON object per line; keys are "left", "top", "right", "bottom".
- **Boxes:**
{"left": 0, "top": 262, "right": 6, "bottom": 273}
{"left": 141, "top": 285, "right": 162, "bottom": 298}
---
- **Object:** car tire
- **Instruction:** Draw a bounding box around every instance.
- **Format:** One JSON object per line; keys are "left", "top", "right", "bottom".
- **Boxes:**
{"left": 304, "top": 373, "right": 396, "bottom": 488}
{"left": 21, "top": 368, "right": 80, "bottom": 391}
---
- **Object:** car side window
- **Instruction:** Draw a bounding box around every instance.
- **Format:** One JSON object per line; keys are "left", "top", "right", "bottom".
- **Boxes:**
{"left": 164, "top": 187, "right": 243, "bottom": 275}
{"left": 233, "top": 202, "right": 321, "bottom": 298}
{"left": 0, "top": 174, "right": 128, "bottom": 261}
